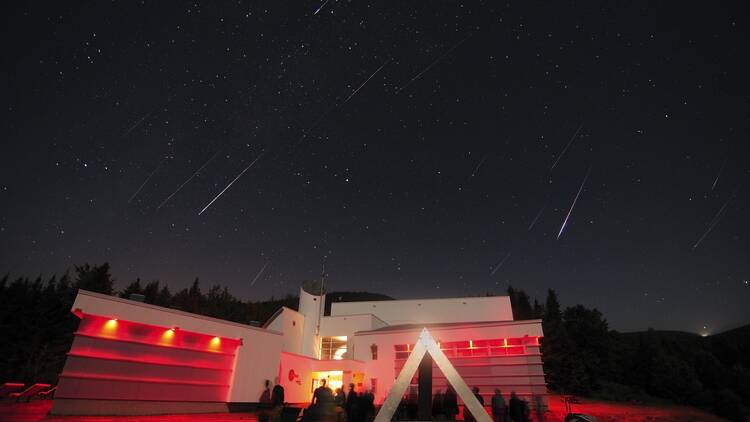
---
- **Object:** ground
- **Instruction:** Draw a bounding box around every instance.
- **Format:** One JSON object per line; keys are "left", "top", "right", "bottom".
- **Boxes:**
{"left": 0, "top": 395, "right": 726, "bottom": 422}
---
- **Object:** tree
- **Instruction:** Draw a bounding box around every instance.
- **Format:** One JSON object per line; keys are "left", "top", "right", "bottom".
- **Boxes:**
{"left": 74, "top": 263, "right": 114, "bottom": 294}
{"left": 507, "top": 285, "right": 534, "bottom": 320}
{"left": 119, "top": 278, "right": 143, "bottom": 298}
{"left": 142, "top": 280, "right": 161, "bottom": 304}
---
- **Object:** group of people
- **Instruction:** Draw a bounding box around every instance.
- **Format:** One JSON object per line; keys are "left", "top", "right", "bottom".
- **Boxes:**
{"left": 259, "top": 379, "right": 286, "bottom": 422}
{"left": 489, "top": 389, "right": 542, "bottom": 422}
{"left": 305, "top": 379, "right": 375, "bottom": 422}
{"left": 427, "top": 387, "right": 542, "bottom": 422}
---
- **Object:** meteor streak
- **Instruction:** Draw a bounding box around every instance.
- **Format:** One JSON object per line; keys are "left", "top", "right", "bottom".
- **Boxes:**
{"left": 157, "top": 150, "right": 220, "bottom": 210}
{"left": 198, "top": 152, "right": 264, "bottom": 216}
{"left": 313, "top": 0, "right": 330, "bottom": 15}
{"left": 342, "top": 58, "right": 391, "bottom": 105}
{"left": 711, "top": 159, "right": 726, "bottom": 191}
{"left": 557, "top": 166, "right": 591, "bottom": 239}
{"left": 123, "top": 112, "right": 153, "bottom": 137}
{"left": 692, "top": 188, "right": 738, "bottom": 249}
{"left": 396, "top": 33, "right": 473, "bottom": 94}
{"left": 294, "top": 59, "right": 391, "bottom": 149}
{"left": 528, "top": 202, "right": 547, "bottom": 231}
{"left": 250, "top": 261, "right": 270, "bottom": 286}
{"left": 491, "top": 252, "right": 512, "bottom": 275}
{"left": 549, "top": 123, "right": 583, "bottom": 173}
{"left": 128, "top": 164, "right": 161, "bottom": 203}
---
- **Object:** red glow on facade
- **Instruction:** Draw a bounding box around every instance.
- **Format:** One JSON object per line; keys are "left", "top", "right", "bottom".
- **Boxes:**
{"left": 59, "top": 313, "right": 242, "bottom": 404}
{"left": 394, "top": 335, "right": 542, "bottom": 359}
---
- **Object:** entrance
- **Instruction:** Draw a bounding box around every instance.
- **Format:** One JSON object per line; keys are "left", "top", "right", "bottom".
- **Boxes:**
{"left": 311, "top": 370, "right": 343, "bottom": 393}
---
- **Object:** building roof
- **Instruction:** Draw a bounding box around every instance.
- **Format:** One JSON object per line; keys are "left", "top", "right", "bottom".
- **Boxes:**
{"left": 353, "top": 319, "right": 543, "bottom": 335}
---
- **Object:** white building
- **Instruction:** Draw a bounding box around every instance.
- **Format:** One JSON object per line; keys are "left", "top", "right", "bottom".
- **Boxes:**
{"left": 52, "top": 285, "right": 546, "bottom": 415}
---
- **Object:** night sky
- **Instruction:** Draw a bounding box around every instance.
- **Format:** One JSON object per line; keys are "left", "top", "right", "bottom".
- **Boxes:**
{"left": 2, "top": 1, "right": 748, "bottom": 334}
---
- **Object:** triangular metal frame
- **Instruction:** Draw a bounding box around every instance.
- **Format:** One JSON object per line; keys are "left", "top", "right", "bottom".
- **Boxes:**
{"left": 374, "top": 328, "right": 492, "bottom": 422}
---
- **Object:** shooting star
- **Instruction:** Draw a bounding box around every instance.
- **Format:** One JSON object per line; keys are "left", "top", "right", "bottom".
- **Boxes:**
{"left": 342, "top": 59, "right": 391, "bottom": 105}
{"left": 123, "top": 112, "right": 153, "bottom": 137}
{"left": 293, "top": 59, "right": 391, "bottom": 150}
{"left": 198, "top": 152, "right": 264, "bottom": 216}
{"left": 157, "top": 150, "right": 221, "bottom": 210}
{"left": 528, "top": 202, "right": 547, "bottom": 231}
{"left": 128, "top": 164, "right": 161, "bottom": 203}
{"left": 250, "top": 261, "right": 270, "bottom": 286}
{"left": 711, "top": 159, "right": 726, "bottom": 191}
{"left": 490, "top": 252, "right": 512, "bottom": 275}
{"left": 313, "top": 0, "right": 330, "bottom": 15}
{"left": 549, "top": 123, "right": 583, "bottom": 173}
{"left": 396, "top": 33, "right": 473, "bottom": 94}
{"left": 469, "top": 155, "right": 487, "bottom": 178}
{"left": 557, "top": 166, "right": 591, "bottom": 240}
{"left": 692, "top": 188, "right": 738, "bottom": 250}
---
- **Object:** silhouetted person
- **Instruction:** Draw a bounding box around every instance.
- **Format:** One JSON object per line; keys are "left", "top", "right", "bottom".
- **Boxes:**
{"left": 346, "top": 383, "right": 359, "bottom": 422}
{"left": 432, "top": 389, "right": 445, "bottom": 419}
{"left": 444, "top": 386, "right": 458, "bottom": 421}
{"left": 335, "top": 388, "right": 346, "bottom": 406}
{"left": 463, "top": 387, "right": 484, "bottom": 422}
{"left": 508, "top": 392, "right": 522, "bottom": 422}
{"left": 272, "top": 381, "right": 285, "bottom": 406}
{"left": 361, "top": 389, "right": 375, "bottom": 422}
{"left": 491, "top": 389, "right": 506, "bottom": 422}
{"left": 312, "top": 379, "right": 334, "bottom": 405}
{"left": 259, "top": 380, "right": 273, "bottom": 422}
{"left": 407, "top": 386, "right": 418, "bottom": 419}
{"left": 260, "top": 379, "right": 272, "bottom": 404}
{"left": 532, "top": 394, "right": 544, "bottom": 422}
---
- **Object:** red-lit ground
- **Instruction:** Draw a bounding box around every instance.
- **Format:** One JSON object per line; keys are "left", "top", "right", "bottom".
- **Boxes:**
{"left": 0, "top": 396, "right": 726, "bottom": 422}
{"left": 543, "top": 395, "right": 725, "bottom": 422}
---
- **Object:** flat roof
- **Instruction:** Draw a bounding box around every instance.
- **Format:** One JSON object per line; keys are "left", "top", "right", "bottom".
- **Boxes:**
{"left": 76, "top": 289, "right": 279, "bottom": 335}
{"left": 353, "top": 319, "right": 542, "bottom": 336}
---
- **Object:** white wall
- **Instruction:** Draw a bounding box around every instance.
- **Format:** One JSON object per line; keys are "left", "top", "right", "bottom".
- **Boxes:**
{"left": 331, "top": 296, "right": 514, "bottom": 325}
{"left": 69, "top": 290, "right": 284, "bottom": 403}
{"left": 298, "top": 287, "right": 326, "bottom": 358}
{"left": 266, "top": 307, "right": 305, "bottom": 354}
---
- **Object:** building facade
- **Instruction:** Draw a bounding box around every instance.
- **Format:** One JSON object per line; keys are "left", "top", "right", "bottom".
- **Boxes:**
{"left": 52, "top": 286, "right": 546, "bottom": 415}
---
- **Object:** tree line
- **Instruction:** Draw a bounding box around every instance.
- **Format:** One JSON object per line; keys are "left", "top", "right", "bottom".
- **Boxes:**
{"left": 506, "top": 286, "right": 748, "bottom": 421}
{"left": 0, "top": 263, "right": 746, "bottom": 420}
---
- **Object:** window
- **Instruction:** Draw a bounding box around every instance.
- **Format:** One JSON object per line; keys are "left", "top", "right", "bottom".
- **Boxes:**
{"left": 321, "top": 336, "right": 347, "bottom": 360}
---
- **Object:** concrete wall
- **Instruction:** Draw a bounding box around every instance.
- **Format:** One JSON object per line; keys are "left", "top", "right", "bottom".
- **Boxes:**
{"left": 331, "top": 296, "right": 514, "bottom": 326}
{"left": 52, "top": 290, "right": 283, "bottom": 415}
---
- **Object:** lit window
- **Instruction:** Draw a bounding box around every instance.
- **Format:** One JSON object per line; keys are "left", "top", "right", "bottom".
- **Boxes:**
{"left": 321, "top": 336, "right": 347, "bottom": 360}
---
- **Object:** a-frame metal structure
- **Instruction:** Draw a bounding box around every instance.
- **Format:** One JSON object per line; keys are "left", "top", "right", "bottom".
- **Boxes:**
{"left": 373, "top": 328, "right": 492, "bottom": 422}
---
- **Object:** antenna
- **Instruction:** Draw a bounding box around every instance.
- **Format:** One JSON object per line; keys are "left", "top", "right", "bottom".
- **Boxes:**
{"left": 315, "top": 260, "right": 326, "bottom": 338}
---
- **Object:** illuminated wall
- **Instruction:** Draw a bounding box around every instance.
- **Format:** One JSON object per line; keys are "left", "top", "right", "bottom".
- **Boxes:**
{"left": 394, "top": 336, "right": 545, "bottom": 402}
{"left": 57, "top": 314, "right": 241, "bottom": 402}
{"left": 350, "top": 320, "right": 545, "bottom": 404}
{"left": 52, "top": 290, "right": 285, "bottom": 415}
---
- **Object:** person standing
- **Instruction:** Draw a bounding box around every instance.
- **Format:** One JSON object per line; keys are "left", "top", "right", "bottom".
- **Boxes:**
{"left": 312, "top": 379, "right": 333, "bottom": 405}
{"left": 463, "top": 387, "right": 484, "bottom": 422}
{"left": 491, "top": 389, "right": 506, "bottom": 422}
{"left": 444, "top": 386, "right": 458, "bottom": 421}
{"left": 508, "top": 392, "right": 522, "bottom": 422}
{"left": 346, "top": 383, "right": 359, "bottom": 422}
{"left": 432, "top": 389, "right": 444, "bottom": 419}
{"left": 335, "top": 387, "right": 346, "bottom": 406}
